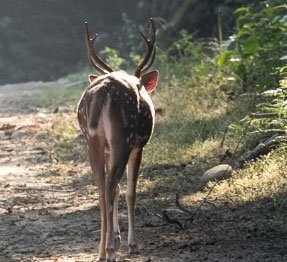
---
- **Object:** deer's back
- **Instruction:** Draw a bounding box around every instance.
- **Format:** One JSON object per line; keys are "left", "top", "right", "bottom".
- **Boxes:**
{"left": 77, "top": 71, "right": 155, "bottom": 149}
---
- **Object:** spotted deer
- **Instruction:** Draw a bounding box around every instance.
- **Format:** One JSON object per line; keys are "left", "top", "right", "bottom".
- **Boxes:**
{"left": 77, "top": 19, "right": 158, "bottom": 262}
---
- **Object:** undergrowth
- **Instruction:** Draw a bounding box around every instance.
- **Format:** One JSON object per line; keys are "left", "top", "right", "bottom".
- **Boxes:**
{"left": 32, "top": 16, "right": 287, "bottom": 219}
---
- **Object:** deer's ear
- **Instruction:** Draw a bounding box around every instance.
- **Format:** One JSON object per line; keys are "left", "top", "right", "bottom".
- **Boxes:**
{"left": 88, "top": 74, "right": 98, "bottom": 83}
{"left": 140, "top": 70, "right": 159, "bottom": 93}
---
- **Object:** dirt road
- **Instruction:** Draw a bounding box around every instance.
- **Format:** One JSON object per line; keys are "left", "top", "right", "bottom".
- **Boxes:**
{"left": 0, "top": 82, "right": 286, "bottom": 262}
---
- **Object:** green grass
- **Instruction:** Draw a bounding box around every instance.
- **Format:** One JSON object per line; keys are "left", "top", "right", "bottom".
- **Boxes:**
{"left": 143, "top": 71, "right": 253, "bottom": 166}
{"left": 33, "top": 55, "right": 286, "bottom": 219}
{"left": 33, "top": 70, "right": 89, "bottom": 109}
{"left": 206, "top": 148, "right": 287, "bottom": 214}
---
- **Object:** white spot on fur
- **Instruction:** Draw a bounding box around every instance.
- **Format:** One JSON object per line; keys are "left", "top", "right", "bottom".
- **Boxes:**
{"left": 88, "top": 127, "right": 97, "bottom": 137}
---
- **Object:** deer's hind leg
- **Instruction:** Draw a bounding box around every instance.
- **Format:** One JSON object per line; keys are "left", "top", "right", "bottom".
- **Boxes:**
{"left": 105, "top": 150, "right": 121, "bottom": 252}
{"left": 88, "top": 137, "right": 106, "bottom": 261}
{"left": 126, "top": 148, "right": 142, "bottom": 254}
{"left": 104, "top": 141, "right": 131, "bottom": 261}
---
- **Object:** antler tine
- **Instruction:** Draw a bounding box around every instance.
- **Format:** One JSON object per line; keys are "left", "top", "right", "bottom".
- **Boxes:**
{"left": 135, "top": 18, "right": 156, "bottom": 78}
{"left": 141, "top": 18, "right": 156, "bottom": 74}
{"left": 141, "top": 45, "right": 156, "bottom": 76}
{"left": 85, "top": 22, "right": 113, "bottom": 74}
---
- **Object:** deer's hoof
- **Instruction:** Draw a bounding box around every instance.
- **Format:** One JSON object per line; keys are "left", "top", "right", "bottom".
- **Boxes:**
{"left": 128, "top": 244, "right": 139, "bottom": 254}
{"left": 114, "top": 234, "right": 121, "bottom": 251}
{"left": 97, "top": 256, "right": 106, "bottom": 262}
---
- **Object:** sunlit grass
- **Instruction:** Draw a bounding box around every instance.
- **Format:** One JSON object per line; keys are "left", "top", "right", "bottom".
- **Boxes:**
{"left": 33, "top": 70, "right": 88, "bottom": 109}
{"left": 50, "top": 118, "right": 78, "bottom": 140}
{"left": 143, "top": 75, "right": 235, "bottom": 166}
{"left": 33, "top": 59, "right": 286, "bottom": 218}
{"left": 195, "top": 148, "right": 287, "bottom": 213}
{"left": 172, "top": 147, "right": 286, "bottom": 216}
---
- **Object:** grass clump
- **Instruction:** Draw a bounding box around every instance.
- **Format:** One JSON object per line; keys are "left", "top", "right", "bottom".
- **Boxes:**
{"left": 204, "top": 147, "right": 287, "bottom": 216}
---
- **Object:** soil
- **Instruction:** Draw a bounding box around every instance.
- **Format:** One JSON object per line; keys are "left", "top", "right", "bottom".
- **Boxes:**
{"left": 0, "top": 82, "right": 286, "bottom": 262}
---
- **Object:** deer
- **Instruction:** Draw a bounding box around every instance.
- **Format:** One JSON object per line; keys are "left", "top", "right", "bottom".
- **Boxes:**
{"left": 77, "top": 18, "right": 159, "bottom": 262}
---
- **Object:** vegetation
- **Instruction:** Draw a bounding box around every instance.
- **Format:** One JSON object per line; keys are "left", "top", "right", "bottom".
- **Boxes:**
{"left": 30, "top": 2, "right": 287, "bottom": 221}
{"left": 1, "top": 2, "right": 286, "bottom": 260}
{"left": 217, "top": 1, "right": 287, "bottom": 153}
{"left": 218, "top": 1, "right": 287, "bottom": 91}
{"left": 1, "top": 0, "right": 250, "bottom": 85}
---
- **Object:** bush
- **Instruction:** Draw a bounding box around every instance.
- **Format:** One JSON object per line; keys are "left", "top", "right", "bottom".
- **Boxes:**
{"left": 217, "top": 1, "right": 287, "bottom": 92}
{"left": 156, "top": 30, "right": 218, "bottom": 90}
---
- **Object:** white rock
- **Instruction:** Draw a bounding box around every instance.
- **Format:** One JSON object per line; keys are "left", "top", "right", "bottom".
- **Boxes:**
{"left": 199, "top": 164, "right": 233, "bottom": 190}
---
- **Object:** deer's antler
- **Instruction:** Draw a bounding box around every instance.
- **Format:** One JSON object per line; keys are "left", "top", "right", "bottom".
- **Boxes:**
{"left": 135, "top": 18, "right": 156, "bottom": 78}
{"left": 85, "top": 22, "right": 113, "bottom": 74}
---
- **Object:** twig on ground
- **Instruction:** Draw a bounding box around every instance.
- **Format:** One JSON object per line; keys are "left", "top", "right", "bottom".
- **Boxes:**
{"left": 162, "top": 211, "right": 185, "bottom": 230}
{"left": 144, "top": 207, "right": 163, "bottom": 219}
{"left": 250, "top": 112, "right": 278, "bottom": 119}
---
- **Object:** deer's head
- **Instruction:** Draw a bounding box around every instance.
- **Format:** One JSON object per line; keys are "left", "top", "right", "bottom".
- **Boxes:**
{"left": 84, "top": 18, "right": 158, "bottom": 94}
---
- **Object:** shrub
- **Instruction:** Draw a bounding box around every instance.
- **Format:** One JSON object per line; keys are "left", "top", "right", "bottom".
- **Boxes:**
{"left": 217, "top": 1, "right": 287, "bottom": 92}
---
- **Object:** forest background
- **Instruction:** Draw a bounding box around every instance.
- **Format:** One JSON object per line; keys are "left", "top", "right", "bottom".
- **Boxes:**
{"left": 0, "top": 0, "right": 248, "bottom": 85}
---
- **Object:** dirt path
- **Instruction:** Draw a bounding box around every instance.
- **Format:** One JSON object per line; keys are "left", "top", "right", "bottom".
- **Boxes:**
{"left": 0, "top": 82, "right": 286, "bottom": 262}
{"left": 0, "top": 82, "right": 181, "bottom": 262}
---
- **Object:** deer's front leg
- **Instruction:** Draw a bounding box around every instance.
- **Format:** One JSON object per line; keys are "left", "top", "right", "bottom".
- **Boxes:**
{"left": 126, "top": 148, "right": 143, "bottom": 254}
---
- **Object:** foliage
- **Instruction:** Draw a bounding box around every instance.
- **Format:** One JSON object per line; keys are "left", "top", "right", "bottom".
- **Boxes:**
{"left": 156, "top": 29, "right": 218, "bottom": 90}
{"left": 239, "top": 66, "right": 287, "bottom": 140}
{"left": 216, "top": 0, "right": 287, "bottom": 161}
{"left": 1, "top": 0, "right": 248, "bottom": 85}
{"left": 27, "top": 11, "right": 287, "bottom": 246}
{"left": 217, "top": 1, "right": 287, "bottom": 91}
{"left": 121, "top": 13, "right": 143, "bottom": 66}
{"left": 100, "top": 47, "right": 126, "bottom": 71}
